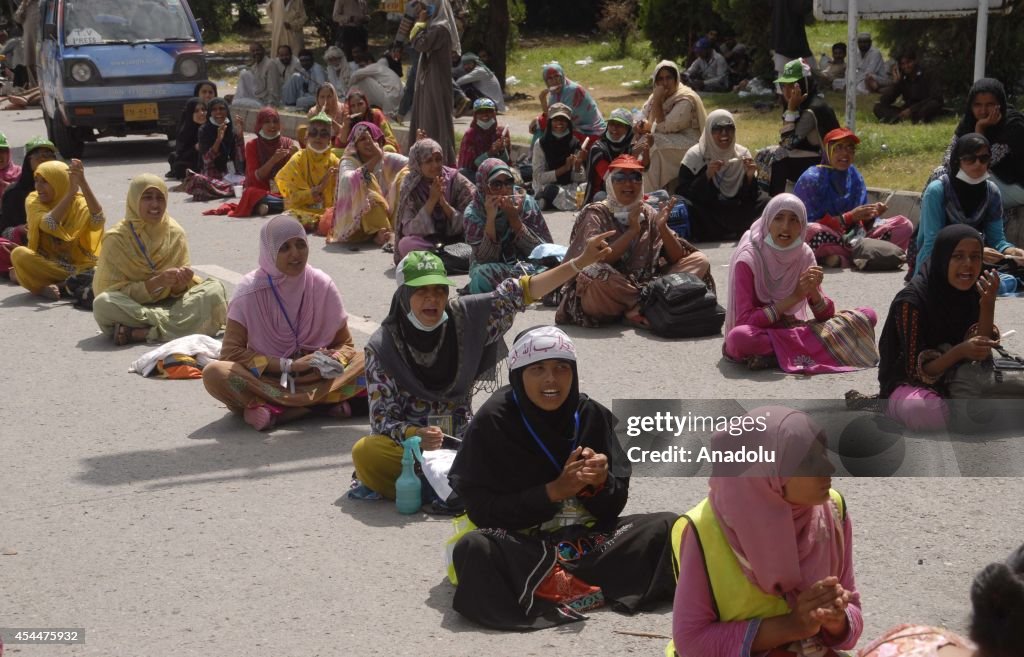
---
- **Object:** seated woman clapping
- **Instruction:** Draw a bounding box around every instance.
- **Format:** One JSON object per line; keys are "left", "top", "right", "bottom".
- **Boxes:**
{"left": 92, "top": 175, "right": 227, "bottom": 345}
{"left": 446, "top": 326, "right": 677, "bottom": 630}
{"left": 676, "top": 109, "right": 768, "bottom": 242}
{"left": 322, "top": 121, "right": 408, "bottom": 246}
{"left": 556, "top": 154, "right": 711, "bottom": 328}
{"left": 202, "top": 215, "right": 368, "bottom": 431}
{"left": 393, "top": 137, "right": 474, "bottom": 263}
{"left": 465, "top": 158, "right": 553, "bottom": 294}
{"left": 10, "top": 159, "right": 105, "bottom": 300}
{"left": 232, "top": 107, "right": 298, "bottom": 218}
{"left": 274, "top": 112, "right": 339, "bottom": 232}
{"left": 671, "top": 407, "right": 863, "bottom": 657}
{"left": 877, "top": 224, "right": 1002, "bottom": 432}
{"left": 723, "top": 194, "right": 879, "bottom": 373}
{"left": 350, "top": 233, "right": 614, "bottom": 501}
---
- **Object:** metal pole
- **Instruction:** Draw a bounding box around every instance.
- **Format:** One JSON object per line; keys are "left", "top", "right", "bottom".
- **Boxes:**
{"left": 844, "top": 0, "right": 858, "bottom": 131}
{"left": 974, "top": 0, "right": 988, "bottom": 80}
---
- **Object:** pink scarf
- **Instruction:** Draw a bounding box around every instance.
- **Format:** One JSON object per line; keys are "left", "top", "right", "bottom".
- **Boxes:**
{"left": 707, "top": 407, "right": 843, "bottom": 602}
{"left": 228, "top": 215, "right": 347, "bottom": 358}
{"left": 725, "top": 193, "right": 816, "bottom": 331}
{"left": 0, "top": 157, "right": 22, "bottom": 197}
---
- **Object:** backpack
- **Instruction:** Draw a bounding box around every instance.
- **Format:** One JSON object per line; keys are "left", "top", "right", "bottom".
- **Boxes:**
{"left": 640, "top": 272, "right": 725, "bottom": 339}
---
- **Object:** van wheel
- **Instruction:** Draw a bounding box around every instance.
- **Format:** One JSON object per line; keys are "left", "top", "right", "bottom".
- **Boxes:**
{"left": 47, "top": 111, "right": 85, "bottom": 159}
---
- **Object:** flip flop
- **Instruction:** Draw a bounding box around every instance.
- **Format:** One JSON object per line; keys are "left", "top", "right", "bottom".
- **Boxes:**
{"left": 113, "top": 323, "right": 131, "bottom": 346}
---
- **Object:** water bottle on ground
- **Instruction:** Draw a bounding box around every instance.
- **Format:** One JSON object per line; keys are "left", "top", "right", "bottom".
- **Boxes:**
{"left": 396, "top": 436, "right": 425, "bottom": 514}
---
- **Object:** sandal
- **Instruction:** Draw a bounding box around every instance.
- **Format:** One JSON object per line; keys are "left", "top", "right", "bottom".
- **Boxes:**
{"left": 244, "top": 403, "right": 284, "bottom": 431}
{"left": 113, "top": 323, "right": 131, "bottom": 346}
{"left": 321, "top": 401, "right": 352, "bottom": 419}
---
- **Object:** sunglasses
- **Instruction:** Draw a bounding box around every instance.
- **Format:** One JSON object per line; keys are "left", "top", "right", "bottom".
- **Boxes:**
{"left": 611, "top": 172, "right": 643, "bottom": 183}
{"left": 710, "top": 124, "right": 735, "bottom": 133}
{"left": 307, "top": 128, "right": 332, "bottom": 138}
{"left": 555, "top": 538, "right": 594, "bottom": 562}
{"left": 960, "top": 153, "right": 991, "bottom": 165}
{"left": 487, "top": 178, "right": 514, "bottom": 191}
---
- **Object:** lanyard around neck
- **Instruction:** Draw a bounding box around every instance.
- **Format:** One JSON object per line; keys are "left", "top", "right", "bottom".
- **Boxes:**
{"left": 266, "top": 273, "right": 301, "bottom": 355}
{"left": 512, "top": 389, "right": 580, "bottom": 474}
{"left": 128, "top": 223, "right": 157, "bottom": 272}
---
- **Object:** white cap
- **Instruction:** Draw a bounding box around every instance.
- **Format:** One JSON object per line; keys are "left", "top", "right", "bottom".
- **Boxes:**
{"left": 508, "top": 326, "right": 577, "bottom": 371}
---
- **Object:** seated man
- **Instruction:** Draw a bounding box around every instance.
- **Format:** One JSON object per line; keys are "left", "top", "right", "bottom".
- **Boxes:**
{"left": 271, "top": 44, "right": 301, "bottom": 95}
{"left": 348, "top": 50, "right": 403, "bottom": 115}
{"left": 281, "top": 49, "right": 327, "bottom": 110}
{"left": 855, "top": 32, "right": 892, "bottom": 94}
{"left": 454, "top": 53, "right": 506, "bottom": 112}
{"left": 684, "top": 37, "right": 729, "bottom": 92}
{"left": 232, "top": 42, "right": 281, "bottom": 108}
{"left": 817, "top": 42, "right": 847, "bottom": 91}
{"left": 873, "top": 50, "right": 943, "bottom": 124}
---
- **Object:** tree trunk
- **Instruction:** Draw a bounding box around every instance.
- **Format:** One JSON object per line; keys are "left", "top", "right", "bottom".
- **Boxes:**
{"left": 488, "top": 0, "right": 510, "bottom": 91}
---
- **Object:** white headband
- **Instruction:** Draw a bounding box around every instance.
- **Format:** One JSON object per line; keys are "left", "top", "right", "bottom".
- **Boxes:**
{"left": 508, "top": 326, "right": 577, "bottom": 370}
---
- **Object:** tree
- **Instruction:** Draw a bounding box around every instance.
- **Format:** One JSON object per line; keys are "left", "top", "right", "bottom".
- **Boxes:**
{"left": 488, "top": 0, "right": 510, "bottom": 90}
{"left": 236, "top": 0, "right": 262, "bottom": 29}
{"left": 638, "top": 0, "right": 729, "bottom": 63}
{"left": 598, "top": 0, "right": 639, "bottom": 59}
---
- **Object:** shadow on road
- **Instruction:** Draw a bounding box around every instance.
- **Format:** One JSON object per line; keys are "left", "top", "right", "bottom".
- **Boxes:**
{"left": 331, "top": 493, "right": 428, "bottom": 528}
{"left": 76, "top": 419, "right": 364, "bottom": 488}
{"left": 714, "top": 357, "right": 788, "bottom": 381}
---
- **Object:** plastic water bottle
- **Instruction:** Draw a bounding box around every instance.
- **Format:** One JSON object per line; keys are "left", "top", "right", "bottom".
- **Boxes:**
{"left": 395, "top": 436, "right": 425, "bottom": 514}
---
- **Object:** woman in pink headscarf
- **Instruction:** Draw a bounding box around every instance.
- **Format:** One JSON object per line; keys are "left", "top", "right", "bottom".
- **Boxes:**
{"left": 202, "top": 215, "right": 367, "bottom": 431}
{"left": 670, "top": 407, "right": 863, "bottom": 657}
{"left": 724, "top": 193, "right": 879, "bottom": 374}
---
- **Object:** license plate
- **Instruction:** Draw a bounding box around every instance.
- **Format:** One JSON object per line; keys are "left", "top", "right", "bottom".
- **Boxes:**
{"left": 123, "top": 102, "right": 158, "bottom": 122}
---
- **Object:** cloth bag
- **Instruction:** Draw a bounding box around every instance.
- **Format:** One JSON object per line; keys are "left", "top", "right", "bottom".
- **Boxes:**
{"left": 947, "top": 346, "right": 1024, "bottom": 399}
{"left": 640, "top": 272, "right": 726, "bottom": 339}
{"left": 850, "top": 237, "right": 906, "bottom": 271}
{"left": 434, "top": 242, "right": 472, "bottom": 275}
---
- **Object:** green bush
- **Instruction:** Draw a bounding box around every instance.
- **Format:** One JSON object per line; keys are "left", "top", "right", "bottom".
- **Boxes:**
{"left": 638, "top": 0, "right": 729, "bottom": 63}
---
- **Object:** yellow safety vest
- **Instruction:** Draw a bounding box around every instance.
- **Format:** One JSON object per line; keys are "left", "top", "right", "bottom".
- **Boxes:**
{"left": 665, "top": 489, "right": 847, "bottom": 657}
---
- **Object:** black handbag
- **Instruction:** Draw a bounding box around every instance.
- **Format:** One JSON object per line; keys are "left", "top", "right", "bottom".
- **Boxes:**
{"left": 61, "top": 270, "right": 96, "bottom": 310}
{"left": 640, "top": 273, "right": 725, "bottom": 339}
{"left": 948, "top": 346, "right": 1024, "bottom": 399}
{"left": 434, "top": 242, "right": 472, "bottom": 275}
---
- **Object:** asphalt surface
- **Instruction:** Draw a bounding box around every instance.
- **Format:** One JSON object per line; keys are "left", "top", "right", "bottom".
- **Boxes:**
{"left": 2, "top": 108, "right": 1023, "bottom": 656}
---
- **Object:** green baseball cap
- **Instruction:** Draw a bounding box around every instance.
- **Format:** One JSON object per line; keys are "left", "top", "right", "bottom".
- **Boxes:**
{"left": 396, "top": 251, "right": 457, "bottom": 287}
{"left": 774, "top": 58, "right": 807, "bottom": 84}
{"left": 0, "top": 132, "right": 9, "bottom": 149}
{"left": 24, "top": 136, "right": 56, "bottom": 153}
{"left": 309, "top": 111, "right": 333, "bottom": 125}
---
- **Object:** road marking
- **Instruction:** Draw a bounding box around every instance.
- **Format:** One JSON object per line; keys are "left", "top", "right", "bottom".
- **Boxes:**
{"left": 193, "top": 264, "right": 381, "bottom": 335}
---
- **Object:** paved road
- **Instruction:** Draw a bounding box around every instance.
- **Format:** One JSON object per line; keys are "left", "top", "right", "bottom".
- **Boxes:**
{"left": 2, "top": 109, "right": 1023, "bottom": 656}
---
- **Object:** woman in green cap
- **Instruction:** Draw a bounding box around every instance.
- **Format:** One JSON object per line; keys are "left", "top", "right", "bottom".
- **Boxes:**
{"left": 349, "top": 230, "right": 614, "bottom": 504}
{"left": 274, "top": 111, "right": 339, "bottom": 232}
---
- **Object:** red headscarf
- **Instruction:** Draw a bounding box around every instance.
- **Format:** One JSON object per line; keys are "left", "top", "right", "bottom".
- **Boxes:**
{"left": 253, "top": 107, "right": 296, "bottom": 177}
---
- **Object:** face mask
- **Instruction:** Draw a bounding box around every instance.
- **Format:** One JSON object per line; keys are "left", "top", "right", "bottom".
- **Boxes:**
{"left": 476, "top": 118, "right": 496, "bottom": 130}
{"left": 259, "top": 129, "right": 279, "bottom": 140}
{"left": 552, "top": 128, "right": 570, "bottom": 139}
{"left": 407, "top": 309, "right": 448, "bottom": 331}
{"left": 307, "top": 141, "right": 332, "bottom": 154}
{"left": 765, "top": 233, "right": 803, "bottom": 251}
{"left": 956, "top": 168, "right": 990, "bottom": 185}
{"left": 210, "top": 117, "right": 226, "bottom": 127}
{"left": 608, "top": 130, "right": 628, "bottom": 144}
{"left": 548, "top": 85, "right": 561, "bottom": 93}
{"left": 613, "top": 210, "right": 630, "bottom": 225}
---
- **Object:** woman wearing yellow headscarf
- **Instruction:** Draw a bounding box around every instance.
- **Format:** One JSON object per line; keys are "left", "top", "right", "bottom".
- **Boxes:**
{"left": 10, "top": 159, "right": 104, "bottom": 299}
{"left": 275, "top": 112, "right": 340, "bottom": 231}
{"left": 92, "top": 174, "right": 227, "bottom": 345}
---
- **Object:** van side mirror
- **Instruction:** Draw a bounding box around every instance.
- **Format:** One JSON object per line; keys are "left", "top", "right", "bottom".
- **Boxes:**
{"left": 195, "top": 18, "right": 204, "bottom": 34}
{"left": 44, "top": 23, "right": 59, "bottom": 40}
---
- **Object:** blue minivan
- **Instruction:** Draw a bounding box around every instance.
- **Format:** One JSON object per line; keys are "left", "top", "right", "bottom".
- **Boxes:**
{"left": 39, "top": 0, "right": 207, "bottom": 158}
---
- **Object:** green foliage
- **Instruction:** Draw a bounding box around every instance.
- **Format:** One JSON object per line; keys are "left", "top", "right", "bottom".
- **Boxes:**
{"left": 192, "top": 1, "right": 233, "bottom": 42}
{"left": 303, "top": 0, "right": 340, "bottom": 46}
{"left": 637, "top": 0, "right": 729, "bottom": 62}
{"left": 460, "top": 0, "right": 525, "bottom": 54}
{"left": 876, "top": 0, "right": 1024, "bottom": 97}
{"left": 711, "top": 0, "right": 773, "bottom": 77}
{"left": 598, "top": 0, "right": 639, "bottom": 60}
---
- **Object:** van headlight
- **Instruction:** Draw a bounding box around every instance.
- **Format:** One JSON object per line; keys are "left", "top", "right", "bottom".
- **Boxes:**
{"left": 70, "top": 62, "right": 92, "bottom": 83}
{"left": 179, "top": 58, "right": 200, "bottom": 78}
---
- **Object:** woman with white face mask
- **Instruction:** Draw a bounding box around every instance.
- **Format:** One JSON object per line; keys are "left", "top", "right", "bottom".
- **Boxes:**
{"left": 556, "top": 154, "right": 712, "bottom": 329}
{"left": 274, "top": 112, "right": 340, "bottom": 232}
{"left": 181, "top": 97, "right": 246, "bottom": 202}
{"left": 910, "top": 133, "right": 1024, "bottom": 276}
{"left": 351, "top": 234, "right": 613, "bottom": 503}
{"left": 724, "top": 193, "right": 879, "bottom": 373}
{"left": 582, "top": 108, "right": 647, "bottom": 205}
{"left": 456, "top": 97, "right": 510, "bottom": 181}
{"left": 531, "top": 103, "right": 586, "bottom": 211}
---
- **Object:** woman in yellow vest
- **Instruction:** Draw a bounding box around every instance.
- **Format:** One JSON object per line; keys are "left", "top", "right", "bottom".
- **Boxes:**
{"left": 671, "top": 407, "right": 862, "bottom": 656}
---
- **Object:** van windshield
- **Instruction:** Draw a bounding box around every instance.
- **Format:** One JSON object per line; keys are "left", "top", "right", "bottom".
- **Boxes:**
{"left": 64, "top": 0, "right": 196, "bottom": 45}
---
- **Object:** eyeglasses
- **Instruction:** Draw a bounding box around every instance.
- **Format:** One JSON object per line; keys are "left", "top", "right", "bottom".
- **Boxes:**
{"left": 960, "top": 153, "right": 991, "bottom": 165}
{"left": 710, "top": 124, "right": 735, "bottom": 134}
{"left": 831, "top": 142, "right": 857, "bottom": 154}
{"left": 307, "top": 128, "right": 332, "bottom": 138}
{"left": 555, "top": 538, "right": 594, "bottom": 562}
{"left": 487, "top": 178, "right": 514, "bottom": 191}
{"left": 611, "top": 172, "right": 643, "bottom": 183}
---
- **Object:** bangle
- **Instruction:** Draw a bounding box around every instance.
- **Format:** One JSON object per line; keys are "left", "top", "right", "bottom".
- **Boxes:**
{"left": 568, "top": 258, "right": 582, "bottom": 274}
{"left": 90, "top": 210, "right": 105, "bottom": 222}
{"left": 783, "top": 110, "right": 800, "bottom": 123}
